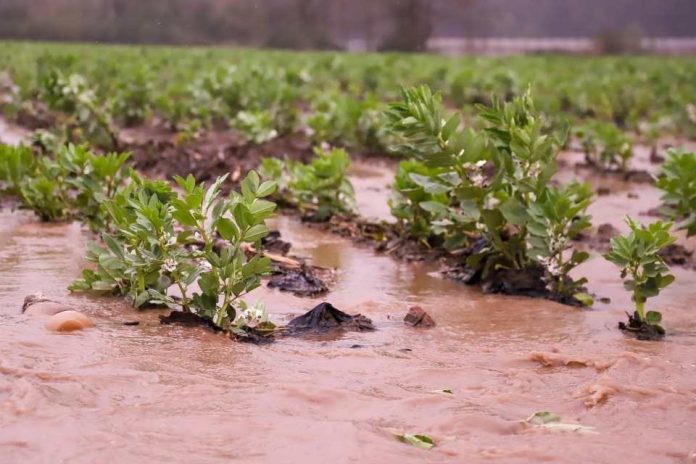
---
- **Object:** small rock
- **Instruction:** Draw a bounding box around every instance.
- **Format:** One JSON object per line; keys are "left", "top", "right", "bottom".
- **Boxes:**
{"left": 22, "top": 293, "right": 71, "bottom": 315}
{"left": 45, "top": 311, "right": 94, "bottom": 332}
{"left": 23, "top": 301, "right": 73, "bottom": 316}
{"left": 404, "top": 306, "right": 436, "bottom": 328}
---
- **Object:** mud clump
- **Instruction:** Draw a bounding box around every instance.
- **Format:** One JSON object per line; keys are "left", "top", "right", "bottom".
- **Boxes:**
{"left": 574, "top": 223, "right": 620, "bottom": 253}
{"left": 159, "top": 311, "right": 222, "bottom": 332}
{"left": 403, "top": 306, "right": 435, "bottom": 328}
{"left": 159, "top": 311, "right": 274, "bottom": 343}
{"left": 658, "top": 244, "right": 695, "bottom": 269}
{"left": 268, "top": 263, "right": 331, "bottom": 297}
{"left": 286, "top": 302, "right": 374, "bottom": 333}
{"left": 159, "top": 303, "right": 374, "bottom": 343}
{"left": 261, "top": 230, "right": 292, "bottom": 255}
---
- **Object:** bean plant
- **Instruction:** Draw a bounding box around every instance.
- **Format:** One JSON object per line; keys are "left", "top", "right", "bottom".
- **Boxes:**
{"left": 260, "top": 146, "right": 356, "bottom": 221}
{"left": 70, "top": 171, "right": 277, "bottom": 331}
{"left": 656, "top": 149, "right": 696, "bottom": 236}
{"left": 605, "top": 217, "right": 676, "bottom": 337}
{"left": 574, "top": 121, "right": 633, "bottom": 171}
{"left": 0, "top": 142, "right": 130, "bottom": 226}
{"left": 386, "top": 85, "right": 593, "bottom": 304}
{"left": 39, "top": 69, "right": 119, "bottom": 149}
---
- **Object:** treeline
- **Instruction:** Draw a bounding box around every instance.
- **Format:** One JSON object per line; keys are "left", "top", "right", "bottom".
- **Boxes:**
{"left": 0, "top": 0, "right": 693, "bottom": 51}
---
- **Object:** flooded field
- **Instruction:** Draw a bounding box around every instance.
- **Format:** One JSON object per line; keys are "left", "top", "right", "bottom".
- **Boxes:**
{"left": 2, "top": 134, "right": 696, "bottom": 462}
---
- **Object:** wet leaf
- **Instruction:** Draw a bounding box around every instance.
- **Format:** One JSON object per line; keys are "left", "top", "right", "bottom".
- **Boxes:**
{"left": 396, "top": 433, "right": 436, "bottom": 449}
{"left": 430, "top": 389, "right": 454, "bottom": 395}
{"left": 525, "top": 412, "right": 597, "bottom": 435}
{"left": 573, "top": 292, "right": 594, "bottom": 307}
{"left": 645, "top": 310, "right": 662, "bottom": 325}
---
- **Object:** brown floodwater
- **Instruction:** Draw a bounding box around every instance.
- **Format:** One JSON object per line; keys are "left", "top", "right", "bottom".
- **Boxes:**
{"left": 2, "top": 125, "right": 696, "bottom": 462}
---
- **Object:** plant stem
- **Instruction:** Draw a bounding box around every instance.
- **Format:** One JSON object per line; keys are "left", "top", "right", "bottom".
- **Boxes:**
{"left": 635, "top": 299, "right": 646, "bottom": 322}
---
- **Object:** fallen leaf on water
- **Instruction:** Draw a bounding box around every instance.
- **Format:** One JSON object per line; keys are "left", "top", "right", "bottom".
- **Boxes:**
{"left": 525, "top": 411, "right": 597, "bottom": 435}
{"left": 395, "top": 433, "right": 436, "bottom": 449}
{"left": 430, "top": 389, "right": 454, "bottom": 395}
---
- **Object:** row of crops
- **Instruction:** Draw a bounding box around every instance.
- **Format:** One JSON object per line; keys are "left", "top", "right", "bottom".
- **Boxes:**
{"left": 1, "top": 41, "right": 695, "bottom": 340}
{"left": 1, "top": 42, "right": 695, "bottom": 150}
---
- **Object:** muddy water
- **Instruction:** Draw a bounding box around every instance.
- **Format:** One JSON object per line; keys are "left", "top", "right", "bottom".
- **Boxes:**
{"left": 349, "top": 160, "right": 396, "bottom": 222}
{"left": 2, "top": 141, "right": 696, "bottom": 463}
{"left": 2, "top": 209, "right": 696, "bottom": 463}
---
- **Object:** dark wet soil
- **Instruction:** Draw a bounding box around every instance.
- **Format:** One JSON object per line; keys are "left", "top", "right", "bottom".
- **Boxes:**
{"left": 618, "top": 312, "right": 666, "bottom": 341}
{"left": 159, "top": 310, "right": 222, "bottom": 332}
{"left": 126, "top": 129, "right": 315, "bottom": 189}
{"left": 286, "top": 302, "right": 375, "bottom": 333}
{"left": 573, "top": 162, "right": 654, "bottom": 184}
{"left": 268, "top": 264, "right": 331, "bottom": 297}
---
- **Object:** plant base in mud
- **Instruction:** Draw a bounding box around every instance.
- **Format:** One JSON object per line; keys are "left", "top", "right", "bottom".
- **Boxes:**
{"left": 443, "top": 262, "right": 589, "bottom": 306}
{"left": 618, "top": 311, "right": 666, "bottom": 341}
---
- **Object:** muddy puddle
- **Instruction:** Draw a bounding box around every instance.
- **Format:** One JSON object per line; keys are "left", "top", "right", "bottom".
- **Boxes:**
{"left": 2, "top": 123, "right": 696, "bottom": 462}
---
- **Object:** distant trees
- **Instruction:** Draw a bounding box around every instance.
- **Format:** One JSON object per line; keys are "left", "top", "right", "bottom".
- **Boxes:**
{"left": 0, "top": 0, "right": 694, "bottom": 49}
{"left": 379, "top": 0, "right": 433, "bottom": 52}
{"left": 264, "top": 0, "right": 336, "bottom": 49}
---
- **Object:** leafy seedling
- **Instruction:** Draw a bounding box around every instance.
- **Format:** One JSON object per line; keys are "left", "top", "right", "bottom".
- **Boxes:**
{"left": 605, "top": 217, "right": 676, "bottom": 339}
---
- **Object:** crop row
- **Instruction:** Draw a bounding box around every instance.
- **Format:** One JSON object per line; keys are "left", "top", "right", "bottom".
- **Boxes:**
{"left": 1, "top": 42, "right": 695, "bottom": 155}
{"left": 2, "top": 84, "right": 694, "bottom": 339}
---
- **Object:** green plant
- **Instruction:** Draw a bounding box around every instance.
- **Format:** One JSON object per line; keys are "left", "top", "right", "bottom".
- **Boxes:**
{"left": 574, "top": 121, "right": 633, "bottom": 171}
{"left": 0, "top": 143, "right": 35, "bottom": 194}
{"left": 112, "top": 66, "right": 153, "bottom": 127}
{"left": 70, "top": 171, "right": 277, "bottom": 332}
{"left": 527, "top": 182, "right": 594, "bottom": 304}
{"left": 389, "top": 159, "right": 451, "bottom": 245}
{"left": 39, "top": 69, "right": 119, "bottom": 149}
{"left": 260, "top": 146, "right": 356, "bottom": 220}
{"left": 385, "top": 85, "right": 593, "bottom": 303}
{"left": 232, "top": 110, "right": 278, "bottom": 144}
{"left": 0, "top": 143, "right": 131, "bottom": 226}
{"left": 604, "top": 217, "right": 676, "bottom": 337}
{"left": 656, "top": 149, "right": 696, "bottom": 236}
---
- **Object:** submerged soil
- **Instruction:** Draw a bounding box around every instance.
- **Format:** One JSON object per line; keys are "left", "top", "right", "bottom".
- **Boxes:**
{"left": 2, "top": 119, "right": 696, "bottom": 463}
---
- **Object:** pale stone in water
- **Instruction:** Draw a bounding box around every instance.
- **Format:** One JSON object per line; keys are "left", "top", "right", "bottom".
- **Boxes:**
{"left": 23, "top": 301, "right": 73, "bottom": 316}
{"left": 45, "top": 311, "right": 94, "bottom": 332}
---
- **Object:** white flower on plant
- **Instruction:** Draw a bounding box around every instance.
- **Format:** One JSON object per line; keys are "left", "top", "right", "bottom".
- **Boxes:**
{"left": 162, "top": 258, "right": 177, "bottom": 273}
{"left": 199, "top": 260, "right": 213, "bottom": 272}
{"left": 239, "top": 302, "right": 268, "bottom": 327}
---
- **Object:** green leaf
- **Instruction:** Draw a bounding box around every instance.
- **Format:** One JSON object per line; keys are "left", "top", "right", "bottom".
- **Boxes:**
{"left": 256, "top": 180, "right": 277, "bottom": 198}
{"left": 527, "top": 411, "right": 562, "bottom": 425}
{"left": 419, "top": 201, "right": 449, "bottom": 216}
{"left": 573, "top": 292, "right": 594, "bottom": 307}
{"left": 499, "top": 198, "right": 528, "bottom": 225}
{"left": 525, "top": 412, "right": 597, "bottom": 434}
{"left": 198, "top": 271, "right": 220, "bottom": 296}
{"left": 217, "top": 217, "right": 240, "bottom": 242}
{"left": 395, "top": 434, "right": 435, "bottom": 450}
{"left": 441, "top": 114, "right": 460, "bottom": 141}
{"left": 645, "top": 311, "right": 662, "bottom": 325}
{"left": 243, "top": 224, "right": 268, "bottom": 243}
